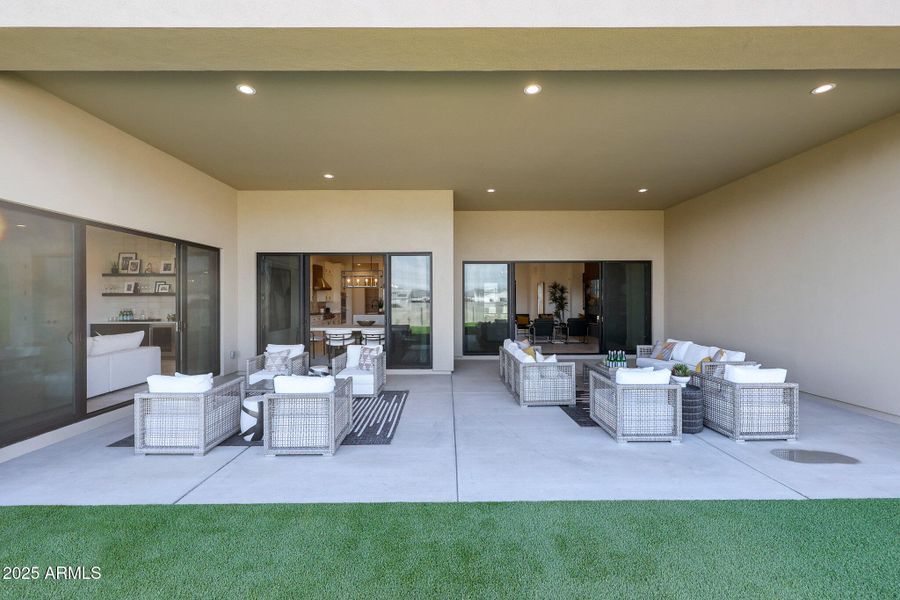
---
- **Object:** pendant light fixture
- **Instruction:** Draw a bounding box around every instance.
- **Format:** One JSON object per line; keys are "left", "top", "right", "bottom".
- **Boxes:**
{"left": 342, "top": 254, "right": 384, "bottom": 288}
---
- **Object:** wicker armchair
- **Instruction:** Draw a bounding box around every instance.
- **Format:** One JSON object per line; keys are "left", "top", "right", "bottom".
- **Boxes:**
{"left": 510, "top": 358, "right": 576, "bottom": 407}
{"left": 699, "top": 370, "right": 799, "bottom": 442}
{"left": 588, "top": 370, "right": 682, "bottom": 443}
{"left": 262, "top": 377, "right": 353, "bottom": 456}
{"left": 134, "top": 377, "right": 243, "bottom": 455}
{"left": 332, "top": 346, "right": 386, "bottom": 397}
{"left": 245, "top": 351, "right": 309, "bottom": 387}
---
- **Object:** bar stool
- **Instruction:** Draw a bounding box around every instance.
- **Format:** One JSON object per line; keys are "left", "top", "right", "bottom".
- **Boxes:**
{"left": 309, "top": 331, "right": 325, "bottom": 358}
{"left": 324, "top": 329, "right": 354, "bottom": 361}
{"left": 360, "top": 328, "right": 386, "bottom": 347}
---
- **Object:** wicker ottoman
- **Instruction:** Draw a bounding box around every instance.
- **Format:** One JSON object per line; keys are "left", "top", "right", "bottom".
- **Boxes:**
{"left": 681, "top": 384, "right": 703, "bottom": 434}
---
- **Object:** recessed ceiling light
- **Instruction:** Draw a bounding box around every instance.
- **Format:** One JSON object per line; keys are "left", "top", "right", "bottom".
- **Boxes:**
{"left": 523, "top": 84, "right": 542, "bottom": 95}
{"left": 486, "top": 188, "right": 496, "bottom": 193}
{"left": 810, "top": 83, "right": 837, "bottom": 95}
{"left": 323, "top": 173, "right": 335, "bottom": 179}
{"left": 638, "top": 188, "right": 648, "bottom": 193}
{"left": 15, "top": 224, "right": 26, "bottom": 228}
{"left": 236, "top": 83, "right": 256, "bottom": 95}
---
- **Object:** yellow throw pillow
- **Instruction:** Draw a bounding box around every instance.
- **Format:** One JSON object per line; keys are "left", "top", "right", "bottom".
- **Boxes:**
{"left": 523, "top": 346, "right": 537, "bottom": 359}
{"left": 695, "top": 356, "right": 712, "bottom": 373}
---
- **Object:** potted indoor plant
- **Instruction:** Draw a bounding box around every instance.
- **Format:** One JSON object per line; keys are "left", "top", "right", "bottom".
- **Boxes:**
{"left": 548, "top": 281, "right": 569, "bottom": 320}
{"left": 671, "top": 363, "right": 692, "bottom": 387}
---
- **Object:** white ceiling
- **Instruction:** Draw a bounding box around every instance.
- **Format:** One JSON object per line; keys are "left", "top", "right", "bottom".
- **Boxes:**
{"left": 19, "top": 70, "right": 900, "bottom": 210}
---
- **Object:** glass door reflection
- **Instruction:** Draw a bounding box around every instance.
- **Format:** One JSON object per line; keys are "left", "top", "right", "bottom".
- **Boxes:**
{"left": 463, "top": 263, "right": 510, "bottom": 355}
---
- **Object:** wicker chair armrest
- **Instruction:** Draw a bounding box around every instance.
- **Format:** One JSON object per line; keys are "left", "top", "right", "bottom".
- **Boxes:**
{"left": 700, "top": 360, "right": 761, "bottom": 378}
{"left": 334, "top": 377, "right": 353, "bottom": 401}
{"left": 245, "top": 354, "right": 265, "bottom": 375}
{"left": 636, "top": 345, "right": 654, "bottom": 358}
{"left": 290, "top": 352, "right": 310, "bottom": 375}
{"left": 332, "top": 352, "right": 348, "bottom": 373}
{"left": 374, "top": 351, "right": 387, "bottom": 388}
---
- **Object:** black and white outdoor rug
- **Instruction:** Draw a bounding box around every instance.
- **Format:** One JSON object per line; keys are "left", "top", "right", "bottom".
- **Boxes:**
{"left": 559, "top": 388, "right": 598, "bottom": 428}
{"left": 109, "top": 390, "right": 410, "bottom": 448}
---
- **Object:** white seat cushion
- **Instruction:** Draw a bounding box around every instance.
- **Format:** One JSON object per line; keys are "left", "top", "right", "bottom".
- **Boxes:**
{"left": 147, "top": 374, "right": 212, "bottom": 394}
{"left": 682, "top": 344, "right": 712, "bottom": 368}
{"left": 265, "top": 343, "right": 305, "bottom": 358}
{"left": 724, "top": 365, "right": 786, "bottom": 384}
{"left": 273, "top": 375, "right": 335, "bottom": 394}
{"left": 616, "top": 368, "right": 672, "bottom": 385}
{"left": 335, "top": 368, "right": 376, "bottom": 395}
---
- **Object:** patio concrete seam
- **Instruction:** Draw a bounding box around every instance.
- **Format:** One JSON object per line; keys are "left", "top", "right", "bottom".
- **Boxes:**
{"left": 172, "top": 446, "right": 251, "bottom": 505}
{"left": 451, "top": 373, "right": 460, "bottom": 502}
{"left": 695, "top": 435, "right": 810, "bottom": 500}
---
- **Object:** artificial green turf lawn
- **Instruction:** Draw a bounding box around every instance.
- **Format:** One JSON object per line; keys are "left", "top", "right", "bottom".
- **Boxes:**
{"left": 1, "top": 500, "right": 898, "bottom": 599}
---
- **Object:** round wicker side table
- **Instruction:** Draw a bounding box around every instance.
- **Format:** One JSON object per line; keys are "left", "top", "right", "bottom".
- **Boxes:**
{"left": 682, "top": 384, "right": 703, "bottom": 434}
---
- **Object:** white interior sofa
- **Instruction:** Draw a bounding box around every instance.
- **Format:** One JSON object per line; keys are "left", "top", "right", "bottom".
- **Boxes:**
{"left": 87, "top": 331, "right": 161, "bottom": 397}
{"left": 636, "top": 339, "right": 747, "bottom": 372}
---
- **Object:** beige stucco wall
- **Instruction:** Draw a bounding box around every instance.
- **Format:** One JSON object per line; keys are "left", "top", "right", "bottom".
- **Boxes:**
{"left": 453, "top": 210, "right": 665, "bottom": 356}
{"left": 666, "top": 112, "right": 900, "bottom": 416}
{"left": 0, "top": 74, "right": 240, "bottom": 373}
{"left": 236, "top": 190, "right": 454, "bottom": 372}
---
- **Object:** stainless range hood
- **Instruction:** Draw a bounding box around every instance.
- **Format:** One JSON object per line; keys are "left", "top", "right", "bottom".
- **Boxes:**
{"left": 312, "top": 265, "right": 332, "bottom": 290}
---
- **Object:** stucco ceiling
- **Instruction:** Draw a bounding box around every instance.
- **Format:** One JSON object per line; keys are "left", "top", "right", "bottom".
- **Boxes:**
{"left": 18, "top": 70, "right": 900, "bottom": 210}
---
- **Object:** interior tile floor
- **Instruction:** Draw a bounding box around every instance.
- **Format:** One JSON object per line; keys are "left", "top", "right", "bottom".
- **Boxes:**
{"left": 2, "top": 359, "right": 899, "bottom": 505}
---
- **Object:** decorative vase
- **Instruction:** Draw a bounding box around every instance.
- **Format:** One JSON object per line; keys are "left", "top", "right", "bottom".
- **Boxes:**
{"left": 672, "top": 375, "right": 691, "bottom": 387}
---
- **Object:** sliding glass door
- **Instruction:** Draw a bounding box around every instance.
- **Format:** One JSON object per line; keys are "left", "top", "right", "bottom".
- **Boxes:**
{"left": 600, "top": 261, "right": 652, "bottom": 353}
{"left": 178, "top": 244, "right": 220, "bottom": 375}
{"left": 387, "top": 254, "right": 432, "bottom": 368}
{"left": 0, "top": 205, "right": 84, "bottom": 446}
{"left": 463, "top": 263, "right": 511, "bottom": 355}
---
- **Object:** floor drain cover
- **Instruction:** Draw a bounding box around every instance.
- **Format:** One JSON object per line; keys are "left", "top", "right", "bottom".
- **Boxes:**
{"left": 771, "top": 449, "right": 859, "bottom": 464}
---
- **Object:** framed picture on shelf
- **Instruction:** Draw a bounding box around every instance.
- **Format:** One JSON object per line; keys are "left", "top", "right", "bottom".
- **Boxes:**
{"left": 118, "top": 252, "right": 137, "bottom": 273}
{"left": 154, "top": 281, "right": 167, "bottom": 293}
{"left": 123, "top": 282, "right": 136, "bottom": 294}
{"left": 157, "top": 283, "right": 172, "bottom": 293}
{"left": 126, "top": 259, "right": 142, "bottom": 274}
{"left": 160, "top": 260, "right": 175, "bottom": 274}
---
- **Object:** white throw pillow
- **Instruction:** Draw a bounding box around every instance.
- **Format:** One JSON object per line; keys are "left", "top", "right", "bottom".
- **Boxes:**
{"left": 273, "top": 375, "right": 336, "bottom": 394}
{"left": 345, "top": 345, "right": 363, "bottom": 368}
{"left": 667, "top": 340, "right": 694, "bottom": 362}
{"left": 265, "top": 343, "right": 305, "bottom": 358}
{"left": 682, "top": 344, "right": 712, "bottom": 368}
{"left": 90, "top": 331, "right": 145, "bottom": 356}
{"left": 147, "top": 374, "right": 213, "bottom": 394}
{"left": 616, "top": 368, "right": 672, "bottom": 385}
{"left": 723, "top": 349, "right": 747, "bottom": 362}
{"left": 724, "top": 364, "right": 785, "bottom": 383}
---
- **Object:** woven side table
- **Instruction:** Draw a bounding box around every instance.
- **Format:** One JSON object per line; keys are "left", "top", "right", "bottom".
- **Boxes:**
{"left": 681, "top": 384, "right": 703, "bottom": 433}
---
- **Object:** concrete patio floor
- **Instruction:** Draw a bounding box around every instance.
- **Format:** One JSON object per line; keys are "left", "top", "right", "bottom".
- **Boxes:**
{"left": 1, "top": 359, "right": 899, "bottom": 505}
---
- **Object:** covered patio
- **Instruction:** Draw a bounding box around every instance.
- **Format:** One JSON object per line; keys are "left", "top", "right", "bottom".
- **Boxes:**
{"left": 2, "top": 360, "right": 899, "bottom": 506}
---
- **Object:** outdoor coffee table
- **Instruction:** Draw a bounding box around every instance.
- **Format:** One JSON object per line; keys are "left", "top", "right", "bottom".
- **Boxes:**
{"left": 582, "top": 356, "right": 636, "bottom": 387}
{"left": 242, "top": 379, "right": 274, "bottom": 399}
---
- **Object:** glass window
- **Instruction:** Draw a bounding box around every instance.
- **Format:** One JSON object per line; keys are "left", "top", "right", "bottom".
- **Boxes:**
{"left": 601, "top": 261, "right": 652, "bottom": 353}
{"left": 463, "top": 263, "right": 509, "bottom": 355}
{"left": 388, "top": 255, "right": 431, "bottom": 368}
